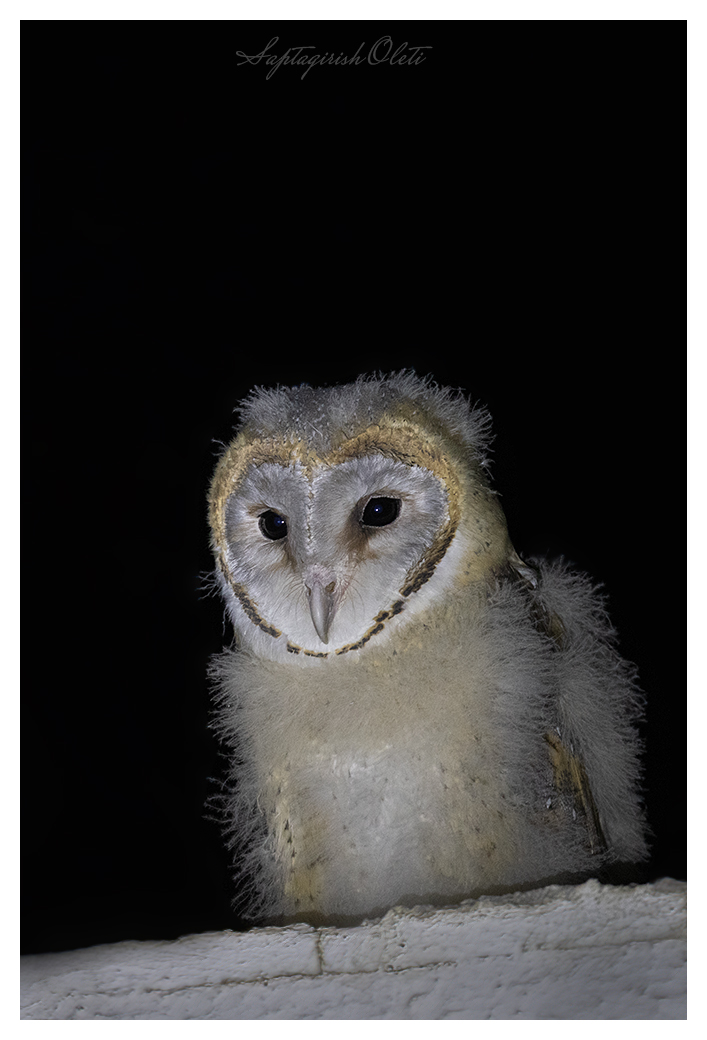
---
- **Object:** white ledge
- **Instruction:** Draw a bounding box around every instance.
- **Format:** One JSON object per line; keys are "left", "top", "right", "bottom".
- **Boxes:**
{"left": 20, "top": 878, "right": 686, "bottom": 1020}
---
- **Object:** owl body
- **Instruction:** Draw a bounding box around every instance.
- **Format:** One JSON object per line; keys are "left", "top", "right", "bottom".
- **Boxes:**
{"left": 208, "top": 373, "right": 647, "bottom": 923}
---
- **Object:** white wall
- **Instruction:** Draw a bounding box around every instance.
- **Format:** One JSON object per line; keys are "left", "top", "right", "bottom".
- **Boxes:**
{"left": 20, "top": 878, "right": 686, "bottom": 1020}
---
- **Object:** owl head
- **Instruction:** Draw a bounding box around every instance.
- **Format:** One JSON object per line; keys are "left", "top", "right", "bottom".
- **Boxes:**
{"left": 208, "top": 372, "right": 515, "bottom": 662}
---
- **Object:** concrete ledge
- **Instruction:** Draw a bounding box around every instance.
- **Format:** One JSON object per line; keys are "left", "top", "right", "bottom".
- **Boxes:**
{"left": 20, "top": 878, "right": 686, "bottom": 1020}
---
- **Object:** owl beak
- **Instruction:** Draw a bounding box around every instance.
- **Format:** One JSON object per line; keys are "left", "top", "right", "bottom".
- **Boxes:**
{"left": 306, "top": 578, "right": 338, "bottom": 644}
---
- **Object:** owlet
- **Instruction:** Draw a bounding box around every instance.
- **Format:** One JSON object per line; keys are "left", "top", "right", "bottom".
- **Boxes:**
{"left": 207, "top": 372, "right": 647, "bottom": 924}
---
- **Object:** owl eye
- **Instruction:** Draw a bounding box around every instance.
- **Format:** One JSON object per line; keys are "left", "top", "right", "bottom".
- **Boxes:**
{"left": 361, "top": 497, "right": 401, "bottom": 528}
{"left": 259, "top": 510, "right": 288, "bottom": 540}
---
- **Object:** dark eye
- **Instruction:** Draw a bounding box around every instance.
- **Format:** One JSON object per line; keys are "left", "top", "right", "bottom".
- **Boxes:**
{"left": 361, "top": 497, "right": 401, "bottom": 528}
{"left": 259, "top": 510, "right": 288, "bottom": 540}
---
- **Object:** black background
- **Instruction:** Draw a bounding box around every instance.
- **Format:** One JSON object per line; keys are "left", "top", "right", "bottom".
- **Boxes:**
{"left": 22, "top": 21, "right": 685, "bottom": 954}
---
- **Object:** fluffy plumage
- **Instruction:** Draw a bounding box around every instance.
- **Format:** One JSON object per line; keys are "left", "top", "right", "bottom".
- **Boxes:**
{"left": 207, "top": 372, "right": 647, "bottom": 924}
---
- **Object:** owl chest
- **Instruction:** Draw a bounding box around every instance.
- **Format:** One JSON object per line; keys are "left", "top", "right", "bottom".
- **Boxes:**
{"left": 256, "top": 676, "right": 485, "bottom": 831}
{"left": 250, "top": 685, "right": 514, "bottom": 917}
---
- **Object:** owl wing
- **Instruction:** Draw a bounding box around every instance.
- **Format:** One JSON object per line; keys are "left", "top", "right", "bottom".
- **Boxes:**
{"left": 507, "top": 550, "right": 608, "bottom": 857}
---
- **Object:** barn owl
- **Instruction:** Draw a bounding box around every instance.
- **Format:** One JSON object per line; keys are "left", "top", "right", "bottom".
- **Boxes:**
{"left": 207, "top": 372, "right": 647, "bottom": 924}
